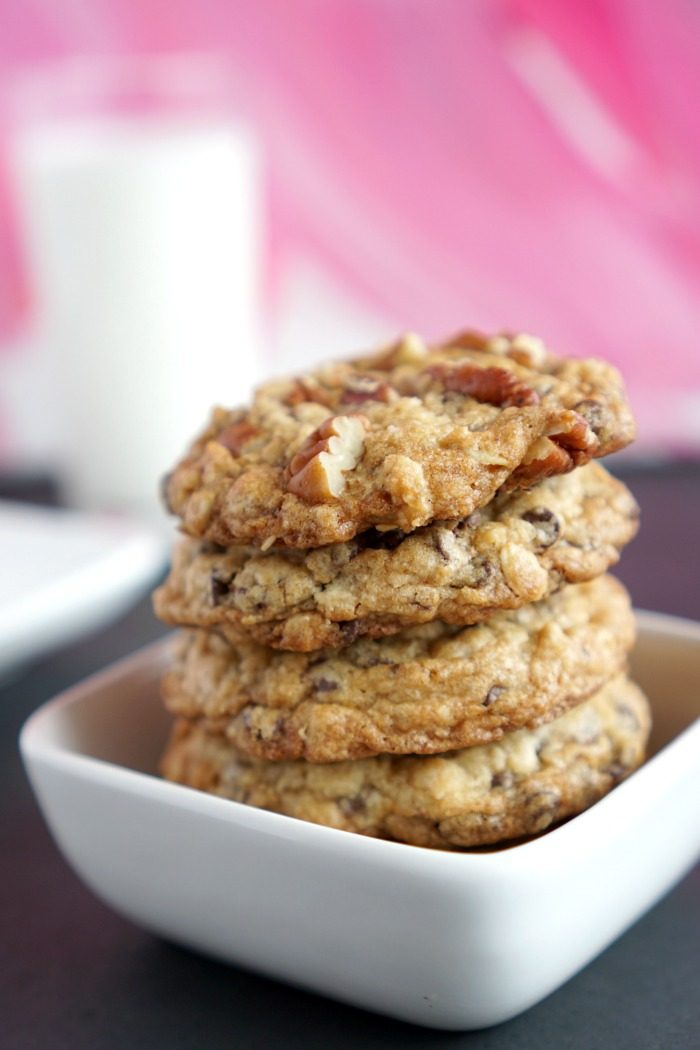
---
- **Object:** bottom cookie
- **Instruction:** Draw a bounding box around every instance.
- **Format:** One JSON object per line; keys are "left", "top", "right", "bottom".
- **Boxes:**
{"left": 160, "top": 675, "right": 650, "bottom": 850}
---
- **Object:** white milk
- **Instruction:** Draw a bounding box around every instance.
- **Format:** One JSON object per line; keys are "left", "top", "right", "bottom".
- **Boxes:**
{"left": 12, "top": 116, "right": 263, "bottom": 520}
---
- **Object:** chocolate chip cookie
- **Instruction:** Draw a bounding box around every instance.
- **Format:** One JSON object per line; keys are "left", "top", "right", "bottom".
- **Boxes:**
{"left": 154, "top": 463, "right": 638, "bottom": 651}
{"left": 163, "top": 331, "right": 635, "bottom": 549}
{"left": 161, "top": 575, "right": 635, "bottom": 762}
{"left": 160, "top": 675, "right": 650, "bottom": 849}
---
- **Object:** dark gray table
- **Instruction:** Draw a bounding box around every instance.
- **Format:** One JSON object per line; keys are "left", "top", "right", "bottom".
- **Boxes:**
{"left": 3, "top": 465, "right": 699, "bottom": 1049}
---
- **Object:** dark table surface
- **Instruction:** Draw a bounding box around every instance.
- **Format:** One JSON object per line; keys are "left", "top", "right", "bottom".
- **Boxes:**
{"left": 3, "top": 465, "right": 699, "bottom": 1049}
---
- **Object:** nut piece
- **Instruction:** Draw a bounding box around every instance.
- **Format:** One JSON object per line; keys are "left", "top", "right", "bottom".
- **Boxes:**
{"left": 512, "top": 411, "right": 597, "bottom": 485}
{"left": 508, "top": 333, "right": 548, "bottom": 368}
{"left": 287, "top": 414, "right": 369, "bottom": 502}
{"left": 283, "top": 378, "right": 335, "bottom": 408}
{"left": 440, "top": 329, "right": 491, "bottom": 352}
{"left": 499, "top": 542, "right": 549, "bottom": 599}
{"left": 391, "top": 331, "right": 429, "bottom": 365}
{"left": 547, "top": 411, "right": 596, "bottom": 457}
{"left": 372, "top": 331, "right": 429, "bottom": 369}
{"left": 215, "top": 419, "right": 260, "bottom": 454}
{"left": 340, "top": 375, "right": 397, "bottom": 405}
{"left": 442, "top": 330, "right": 548, "bottom": 369}
{"left": 429, "top": 364, "right": 540, "bottom": 408}
{"left": 513, "top": 437, "right": 573, "bottom": 484}
{"left": 380, "top": 454, "right": 432, "bottom": 530}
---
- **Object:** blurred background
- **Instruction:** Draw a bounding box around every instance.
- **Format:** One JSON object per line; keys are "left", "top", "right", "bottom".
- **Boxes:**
{"left": 0, "top": 0, "right": 699, "bottom": 659}
{"left": 1, "top": 0, "right": 700, "bottom": 511}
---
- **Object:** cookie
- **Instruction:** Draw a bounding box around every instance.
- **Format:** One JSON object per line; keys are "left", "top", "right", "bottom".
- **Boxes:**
{"left": 161, "top": 575, "right": 635, "bottom": 763}
{"left": 163, "top": 330, "right": 635, "bottom": 549}
{"left": 154, "top": 463, "right": 638, "bottom": 651}
{"left": 160, "top": 675, "right": 650, "bottom": 849}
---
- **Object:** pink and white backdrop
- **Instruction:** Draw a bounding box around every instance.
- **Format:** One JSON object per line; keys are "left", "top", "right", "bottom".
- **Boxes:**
{"left": 1, "top": 0, "right": 700, "bottom": 459}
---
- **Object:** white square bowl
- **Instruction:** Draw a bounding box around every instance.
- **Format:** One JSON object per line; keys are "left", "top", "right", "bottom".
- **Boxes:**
{"left": 20, "top": 611, "right": 700, "bottom": 1031}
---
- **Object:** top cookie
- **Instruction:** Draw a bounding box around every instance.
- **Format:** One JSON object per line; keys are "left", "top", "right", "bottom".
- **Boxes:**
{"left": 164, "top": 330, "right": 636, "bottom": 549}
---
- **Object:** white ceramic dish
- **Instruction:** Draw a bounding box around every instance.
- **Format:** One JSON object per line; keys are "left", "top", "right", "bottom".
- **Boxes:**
{"left": 20, "top": 612, "right": 700, "bottom": 1031}
{"left": 0, "top": 500, "right": 166, "bottom": 673}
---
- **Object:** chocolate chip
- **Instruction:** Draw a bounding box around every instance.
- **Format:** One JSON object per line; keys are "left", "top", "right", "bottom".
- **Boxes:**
{"left": 462, "top": 511, "right": 484, "bottom": 528}
{"left": 159, "top": 471, "right": 174, "bottom": 514}
{"left": 210, "top": 572, "right": 232, "bottom": 605}
{"left": 472, "top": 557, "right": 493, "bottom": 586}
{"left": 241, "top": 709, "right": 264, "bottom": 742}
{"left": 615, "top": 702, "right": 640, "bottom": 730}
{"left": 573, "top": 398, "right": 605, "bottom": 435}
{"left": 355, "top": 527, "right": 406, "bottom": 551}
{"left": 491, "top": 771, "right": 514, "bottom": 789}
{"left": 432, "top": 531, "right": 452, "bottom": 563}
{"left": 271, "top": 716, "right": 287, "bottom": 738}
{"left": 521, "top": 507, "right": 560, "bottom": 548}
{"left": 525, "top": 790, "right": 560, "bottom": 831}
{"left": 200, "top": 541, "right": 227, "bottom": 555}
{"left": 483, "top": 685, "right": 505, "bottom": 707}
{"left": 313, "top": 677, "right": 339, "bottom": 693}
{"left": 577, "top": 728, "right": 600, "bottom": 746}
{"left": 354, "top": 651, "right": 395, "bottom": 668}
{"left": 339, "top": 794, "right": 368, "bottom": 816}
{"left": 340, "top": 621, "right": 362, "bottom": 644}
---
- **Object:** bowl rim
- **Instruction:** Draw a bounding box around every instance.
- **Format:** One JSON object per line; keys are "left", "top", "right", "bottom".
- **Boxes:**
{"left": 20, "top": 608, "right": 700, "bottom": 875}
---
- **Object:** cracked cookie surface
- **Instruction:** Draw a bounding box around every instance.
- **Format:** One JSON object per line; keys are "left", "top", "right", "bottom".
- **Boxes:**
{"left": 160, "top": 675, "right": 650, "bottom": 849}
{"left": 163, "top": 330, "right": 636, "bottom": 549}
{"left": 160, "top": 575, "right": 635, "bottom": 762}
{"left": 154, "top": 463, "right": 638, "bottom": 651}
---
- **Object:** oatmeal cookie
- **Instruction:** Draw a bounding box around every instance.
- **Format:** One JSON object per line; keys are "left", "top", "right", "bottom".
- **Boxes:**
{"left": 160, "top": 675, "right": 650, "bottom": 849}
{"left": 163, "top": 330, "right": 635, "bottom": 549}
{"left": 161, "top": 576, "right": 635, "bottom": 762}
{"left": 154, "top": 463, "right": 638, "bottom": 651}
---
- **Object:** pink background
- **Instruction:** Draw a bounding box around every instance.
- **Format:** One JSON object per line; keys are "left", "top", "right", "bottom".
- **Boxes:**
{"left": 1, "top": 0, "right": 700, "bottom": 453}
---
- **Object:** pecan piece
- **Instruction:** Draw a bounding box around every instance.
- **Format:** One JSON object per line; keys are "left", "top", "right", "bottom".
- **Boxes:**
{"left": 284, "top": 378, "right": 335, "bottom": 408}
{"left": 287, "top": 414, "right": 369, "bottom": 502}
{"left": 441, "top": 330, "right": 547, "bottom": 368}
{"left": 215, "top": 419, "right": 260, "bottom": 454}
{"left": 440, "top": 329, "right": 491, "bottom": 352}
{"left": 429, "top": 364, "right": 540, "bottom": 408}
{"left": 340, "top": 375, "right": 397, "bottom": 405}
{"left": 370, "top": 331, "right": 429, "bottom": 369}
{"left": 513, "top": 410, "right": 596, "bottom": 484}
{"left": 513, "top": 440, "right": 572, "bottom": 484}
{"left": 546, "top": 411, "right": 597, "bottom": 468}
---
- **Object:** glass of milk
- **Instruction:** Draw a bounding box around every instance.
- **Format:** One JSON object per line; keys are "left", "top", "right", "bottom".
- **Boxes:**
{"left": 8, "top": 55, "right": 264, "bottom": 522}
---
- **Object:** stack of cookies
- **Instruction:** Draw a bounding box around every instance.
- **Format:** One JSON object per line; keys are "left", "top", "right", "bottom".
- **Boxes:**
{"left": 154, "top": 330, "right": 649, "bottom": 850}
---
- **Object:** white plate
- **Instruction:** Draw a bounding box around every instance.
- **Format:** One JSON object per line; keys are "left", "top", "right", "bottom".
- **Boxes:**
{"left": 20, "top": 612, "right": 700, "bottom": 1030}
{"left": 0, "top": 500, "right": 166, "bottom": 672}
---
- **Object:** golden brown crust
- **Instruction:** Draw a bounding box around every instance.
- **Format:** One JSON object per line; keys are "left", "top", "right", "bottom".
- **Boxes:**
{"left": 163, "top": 331, "right": 636, "bottom": 549}
{"left": 160, "top": 676, "right": 651, "bottom": 850}
{"left": 153, "top": 463, "right": 639, "bottom": 652}
{"left": 160, "top": 576, "right": 635, "bottom": 763}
